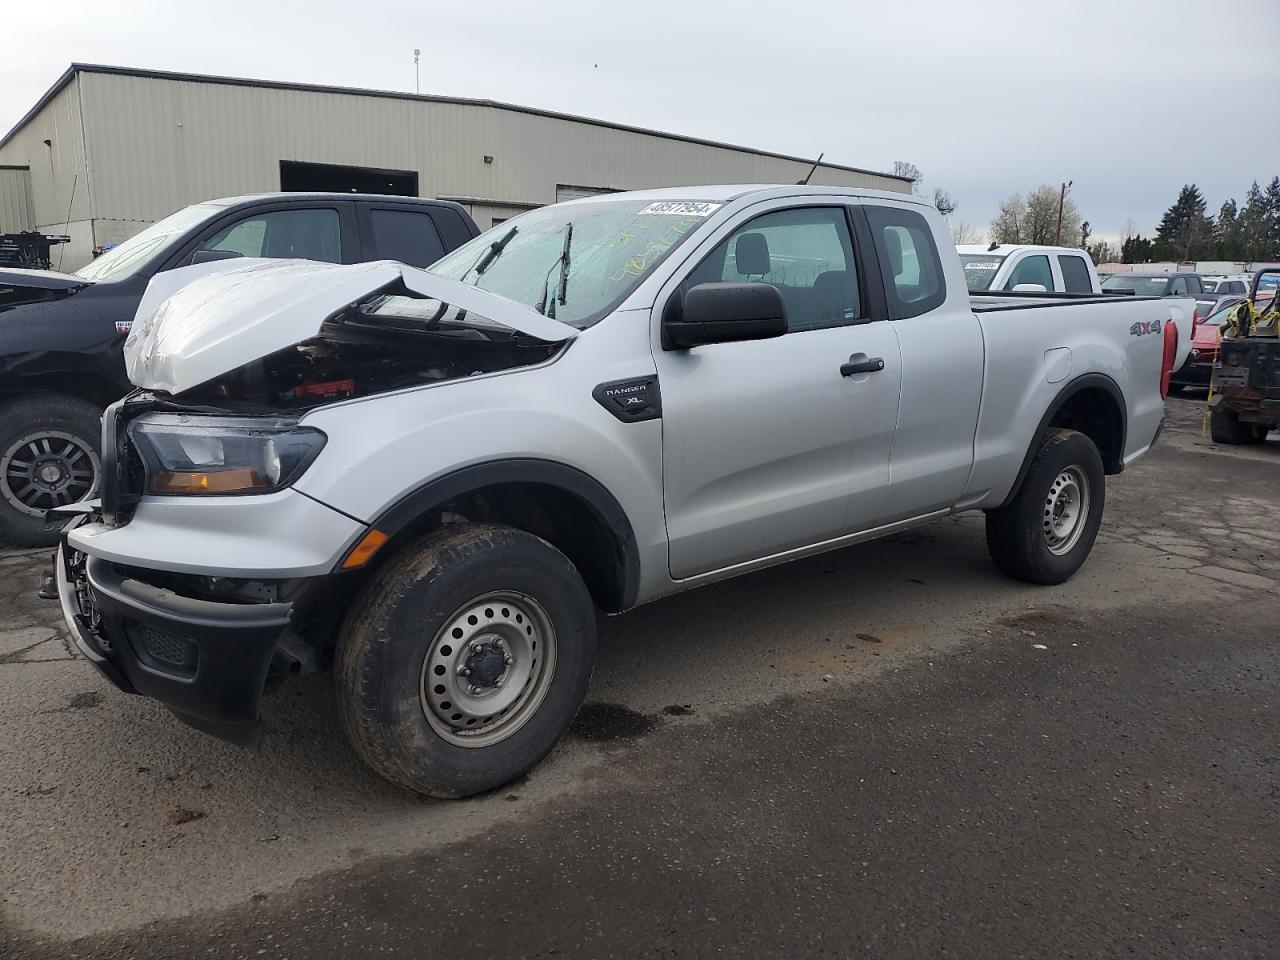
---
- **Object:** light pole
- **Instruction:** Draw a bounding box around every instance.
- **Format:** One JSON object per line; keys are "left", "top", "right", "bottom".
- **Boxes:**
{"left": 1055, "top": 180, "right": 1073, "bottom": 245}
{"left": 413, "top": 49, "right": 421, "bottom": 94}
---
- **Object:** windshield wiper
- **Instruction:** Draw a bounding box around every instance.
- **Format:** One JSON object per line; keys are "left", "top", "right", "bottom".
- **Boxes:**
{"left": 461, "top": 225, "right": 518, "bottom": 283}
{"left": 535, "top": 222, "right": 573, "bottom": 316}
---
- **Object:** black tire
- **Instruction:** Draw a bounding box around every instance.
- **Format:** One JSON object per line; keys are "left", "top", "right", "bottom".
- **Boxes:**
{"left": 1209, "top": 406, "right": 1266, "bottom": 445}
{"left": 985, "top": 428, "right": 1105, "bottom": 585}
{"left": 335, "top": 523, "right": 597, "bottom": 798}
{"left": 0, "top": 393, "right": 103, "bottom": 547}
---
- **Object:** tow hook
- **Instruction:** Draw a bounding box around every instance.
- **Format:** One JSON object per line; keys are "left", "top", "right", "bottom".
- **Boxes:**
{"left": 37, "top": 559, "right": 57, "bottom": 601}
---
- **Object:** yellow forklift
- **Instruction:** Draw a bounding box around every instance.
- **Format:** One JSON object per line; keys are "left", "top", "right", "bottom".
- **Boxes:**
{"left": 1209, "top": 268, "right": 1280, "bottom": 444}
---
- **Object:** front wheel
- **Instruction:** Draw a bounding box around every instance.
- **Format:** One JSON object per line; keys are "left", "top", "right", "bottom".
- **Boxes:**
{"left": 985, "top": 428, "right": 1105, "bottom": 585}
{"left": 0, "top": 394, "right": 103, "bottom": 547}
{"left": 335, "top": 523, "right": 597, "bottom": 798}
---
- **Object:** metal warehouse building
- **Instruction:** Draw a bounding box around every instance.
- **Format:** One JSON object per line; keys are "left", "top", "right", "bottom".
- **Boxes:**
{"left": 0, "top": 64, "right": 909, "bottom": 271}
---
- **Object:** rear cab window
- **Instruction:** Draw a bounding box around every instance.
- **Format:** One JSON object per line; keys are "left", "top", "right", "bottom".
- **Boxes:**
{"left": 863, "top": 205, "right": 945, "bottom": 319}
{"left": 1057, "top": 255, "right": 1093, "bottom": 293}
{"left": 369, "top": 208, "right": 447, "bottom": 267}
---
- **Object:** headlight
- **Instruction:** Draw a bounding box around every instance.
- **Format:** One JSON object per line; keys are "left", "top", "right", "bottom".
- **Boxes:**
{"left": 128, "top": 415, "right": 327, "bottom": 496}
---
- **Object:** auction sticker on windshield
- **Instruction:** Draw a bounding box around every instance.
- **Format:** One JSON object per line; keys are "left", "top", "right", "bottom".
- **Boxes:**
{"left": 638, "top": 201, "right": 722, "bottom": 217}
{"left": 964, "top": 261, "right": 1001, "bottom": 272}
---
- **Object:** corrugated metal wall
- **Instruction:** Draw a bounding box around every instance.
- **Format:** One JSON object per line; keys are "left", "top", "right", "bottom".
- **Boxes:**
{"left": 0, "top": 167, "right": 35, "bottom": 232}
{"left": 0, "top": 75, "right": 94, "bottom": 266}
{"left": 77, "top": 71, "right": 907, "bottom": 226}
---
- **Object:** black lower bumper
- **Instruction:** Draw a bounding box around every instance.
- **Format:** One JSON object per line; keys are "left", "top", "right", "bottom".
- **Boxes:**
{"left": 56, "top": 535, "right": 293, "bottom": 747}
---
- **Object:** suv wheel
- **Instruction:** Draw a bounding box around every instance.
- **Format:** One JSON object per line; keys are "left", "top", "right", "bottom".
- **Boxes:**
{"left": 335, "top": 523, "right": 597, "bottom": 798}
{"left": 985, "top": 428, "right": 1105, "bottom": 585}
{"left": 0, "top": 394, "right": 102, "bottom": 547}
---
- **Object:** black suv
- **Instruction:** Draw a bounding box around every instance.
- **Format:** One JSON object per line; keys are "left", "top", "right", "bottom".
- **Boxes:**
{"left": 0, "top": 193, "right": 479, "bottom": 544}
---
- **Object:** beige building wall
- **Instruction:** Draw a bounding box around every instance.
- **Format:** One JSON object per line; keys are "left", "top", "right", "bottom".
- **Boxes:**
{"left": 2, "top": 66, "right": 911, "bottom": 271}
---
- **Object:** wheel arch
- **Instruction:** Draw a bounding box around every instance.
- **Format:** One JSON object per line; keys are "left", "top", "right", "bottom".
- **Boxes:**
{"left": 352, "top": 459, "right": 641, "bottom": 613}
{"left": 999, "top": 373, "right": 1127, "bottom": 509}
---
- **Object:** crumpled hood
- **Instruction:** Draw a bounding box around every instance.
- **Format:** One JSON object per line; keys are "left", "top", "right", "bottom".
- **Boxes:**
{"left": 125, "top": 258, "right": 577, "bottom": 394}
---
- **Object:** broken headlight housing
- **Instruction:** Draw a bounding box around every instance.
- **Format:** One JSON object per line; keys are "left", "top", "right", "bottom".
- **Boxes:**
{"left": 127, "top": 414, "right": 327, "bottom": 496}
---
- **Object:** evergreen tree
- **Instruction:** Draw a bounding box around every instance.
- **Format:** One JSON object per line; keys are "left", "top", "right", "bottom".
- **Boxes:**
{"left": 1215, "top": 199, "right": 1240, "bottom": 259}
{"left": 1121, "top": 234, "right": 1153, "bottom": 264}
{"left": 1264, "top": 176, "right": 1280, "bottom": 259}
{"left": 1154, "top": 184, "right": 1214, "bottom": 260}
{"left": 1239, "top": 181, "right": 1268, "bottom": 261}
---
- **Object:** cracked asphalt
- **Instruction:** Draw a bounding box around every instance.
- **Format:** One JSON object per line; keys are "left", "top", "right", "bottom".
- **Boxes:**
{"left": 1, "top": 395, "right": 1276, "bottom": 959}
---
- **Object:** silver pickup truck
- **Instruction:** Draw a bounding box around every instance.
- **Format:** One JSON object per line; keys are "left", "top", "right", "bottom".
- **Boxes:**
{"left": 50, "top": 185, "right": 1192, "bottom": 797}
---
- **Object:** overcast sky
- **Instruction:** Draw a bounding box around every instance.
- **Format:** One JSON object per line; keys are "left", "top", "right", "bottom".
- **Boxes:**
{"left": 3, "top": 0, "right": 1277, "bottom": 241}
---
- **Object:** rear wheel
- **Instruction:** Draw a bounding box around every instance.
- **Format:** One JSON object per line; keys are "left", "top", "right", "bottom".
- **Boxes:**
{"left": 0, "top": 394, "right": 102, "bottom": 547}
{"left": 985, "top": 428, "right": 1105, "bottom": 585}
{"left": 1210, "top": 406, "right": 1266, "bottom": 445}
{"left": 335, "top": 523, "right": 597, "bottom": 798}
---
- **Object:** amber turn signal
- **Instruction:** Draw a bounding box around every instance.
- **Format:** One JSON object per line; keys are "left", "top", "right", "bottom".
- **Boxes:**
{"left": 150, "top": 468, "right": 268, "bottom": 494}
{"left": 341, "top": 529, "right": 389, "bottom": 570}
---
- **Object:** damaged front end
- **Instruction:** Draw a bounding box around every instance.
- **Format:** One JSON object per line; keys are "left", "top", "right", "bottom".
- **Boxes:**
{"left": 49, "top": 259, "right": 578, "bottom": 746}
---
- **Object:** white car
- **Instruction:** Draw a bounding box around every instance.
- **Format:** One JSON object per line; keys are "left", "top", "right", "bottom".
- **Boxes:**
{"left": 1202, "top": 275, "right": 1252, "bottom": 295}
{"left": 957, "top": 244, "right": 1101, "bottom": 294}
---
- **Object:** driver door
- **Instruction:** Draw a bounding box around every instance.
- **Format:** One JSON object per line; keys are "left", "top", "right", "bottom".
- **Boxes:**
{"left": 653, "top": 202, "right": 902, "bottom": 580}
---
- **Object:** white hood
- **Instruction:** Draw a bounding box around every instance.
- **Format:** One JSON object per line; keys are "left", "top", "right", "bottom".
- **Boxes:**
{"left": 125, "top": 259, "right": 577, "bottom": 394}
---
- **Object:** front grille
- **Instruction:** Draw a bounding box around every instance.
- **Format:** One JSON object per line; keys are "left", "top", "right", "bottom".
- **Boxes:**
{"left": 128, "top": 622, "right": 198, "bottom": 673}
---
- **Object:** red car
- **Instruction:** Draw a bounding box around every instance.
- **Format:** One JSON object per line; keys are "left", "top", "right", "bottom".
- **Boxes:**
{"left": 1170, "top": 297, "right": 1243, "bottom": 390}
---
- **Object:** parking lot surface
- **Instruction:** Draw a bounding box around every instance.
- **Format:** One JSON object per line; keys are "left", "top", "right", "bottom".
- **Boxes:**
{"left": 2, "top": 395, "right": 1277, "bottom": 959}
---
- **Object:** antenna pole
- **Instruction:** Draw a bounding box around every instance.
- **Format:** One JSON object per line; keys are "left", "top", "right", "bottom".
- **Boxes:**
{"left": 797, "top": 152, "right": 824, "bottom": 185}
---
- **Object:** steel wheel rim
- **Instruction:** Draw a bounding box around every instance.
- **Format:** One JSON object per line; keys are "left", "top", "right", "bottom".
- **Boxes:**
{"left": 419, "top": 591, "right": 557, "bottom": 748}
{"left": 0, "top": 430, "right": 100, "bottom": 519}
{"left": 1043, "top": 466, "right": 1089, "bottom": 556}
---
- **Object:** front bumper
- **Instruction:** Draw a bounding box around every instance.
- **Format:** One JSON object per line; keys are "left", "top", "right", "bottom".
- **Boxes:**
{"left": 56, "top": 523, "right": 294, "bottom": 746}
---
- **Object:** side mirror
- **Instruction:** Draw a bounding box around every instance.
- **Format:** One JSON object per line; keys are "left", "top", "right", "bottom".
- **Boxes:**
{"left": 190, "top": 249, "right": 243, "bottom": 266}
{"left": 663, "top": 282, "right": 787, "bottom": 349}
{"left": 1011, "top": 282, "right": 1048, "bottom": 293}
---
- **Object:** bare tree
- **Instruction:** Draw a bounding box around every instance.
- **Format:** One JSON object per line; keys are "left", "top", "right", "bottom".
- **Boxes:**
{"left": 933, "top": 187, "right": 957, "bottom": 218}
{"left": 990, "top": 193, "right": 1025, "bottom": 243}
{"left": 951, "top": 220, "right": 984, "bottom": 244}
{"left": 891, "top": 160, "right": 923, "bottom": 195}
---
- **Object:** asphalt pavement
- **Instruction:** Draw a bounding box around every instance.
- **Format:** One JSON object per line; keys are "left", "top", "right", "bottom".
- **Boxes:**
{"left": 2, "top": 395, "right": 1276, "bottom": 959}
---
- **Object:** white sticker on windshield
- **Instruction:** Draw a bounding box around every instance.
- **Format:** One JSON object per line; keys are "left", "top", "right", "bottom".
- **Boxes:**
{"left": 638, "top": 201, "right": 722, "bottom": 217}
{"left": 964, "top": 261, "right": 1001, "bottom": 271}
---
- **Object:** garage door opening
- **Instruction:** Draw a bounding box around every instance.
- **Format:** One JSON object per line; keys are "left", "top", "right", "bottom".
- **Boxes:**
{"left": 280, "top": 160, "right": 418, "bottom": 196}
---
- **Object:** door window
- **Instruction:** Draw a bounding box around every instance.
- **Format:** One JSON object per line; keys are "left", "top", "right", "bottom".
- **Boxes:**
{"left": 863, "top": 206, "right": 945, "bottom": 318}
{"left": 201, "top": 208, "right": 342, "bottom": 262}
{"left": 1004, "top": 255, "right": 1053, "bottom": 291}
{"left": 685, "top": 207, "right": 861, "bottom": 332}
{"left": 369, "top": 208, "right": 447, "bottom": 267}
{"left": 1169, "top": 276, "right": 1188, "bottom": 295}
{"left": 1057, "top": 255, "right": 1093, "bottom": 293}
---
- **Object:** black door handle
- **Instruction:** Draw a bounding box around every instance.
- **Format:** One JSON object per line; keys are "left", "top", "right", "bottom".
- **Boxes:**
{"left": 840, "top": 356, "right": 885, "bottom": 377}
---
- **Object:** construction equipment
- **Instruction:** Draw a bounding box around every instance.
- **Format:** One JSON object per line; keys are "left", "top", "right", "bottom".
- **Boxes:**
{"left": 0, "top": 232, "right": 71, "bottom": 270}
{"left": 1208, "top": 269, "right": 1280, "bottom": 444}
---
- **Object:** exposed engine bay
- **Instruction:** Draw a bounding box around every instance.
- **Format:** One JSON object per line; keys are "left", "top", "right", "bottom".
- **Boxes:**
{"left": 176, "top": 291, "right": 565, "bottom": 411}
